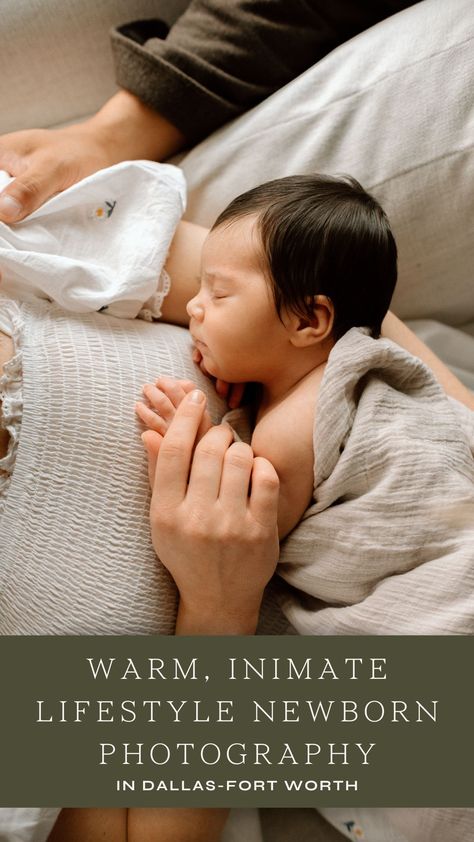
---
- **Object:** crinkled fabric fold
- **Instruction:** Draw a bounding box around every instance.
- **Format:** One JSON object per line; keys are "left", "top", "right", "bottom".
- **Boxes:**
{"left": 0, "top": 297, "right": 23, "bottom": 513}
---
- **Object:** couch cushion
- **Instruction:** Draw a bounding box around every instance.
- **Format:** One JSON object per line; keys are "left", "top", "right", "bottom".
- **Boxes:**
{"left": 0, "top": 0, "right": 190, "bottom": 133}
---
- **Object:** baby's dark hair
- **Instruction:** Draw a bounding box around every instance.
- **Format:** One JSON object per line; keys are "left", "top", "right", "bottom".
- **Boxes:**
{"left": 211, "top": 174, "right": 397, "bottom": 340}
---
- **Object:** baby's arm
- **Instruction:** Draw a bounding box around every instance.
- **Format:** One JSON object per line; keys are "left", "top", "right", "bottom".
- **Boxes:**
{"left": 160, "top": 221, "right": 209, "bottom": 326}
{"left": 251, "top": 378, "right": 317, "bottom": 540}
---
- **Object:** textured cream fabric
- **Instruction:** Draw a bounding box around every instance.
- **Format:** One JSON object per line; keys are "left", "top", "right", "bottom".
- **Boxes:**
{"left": 0, "top": 298, "right": 222, "bottom": 634}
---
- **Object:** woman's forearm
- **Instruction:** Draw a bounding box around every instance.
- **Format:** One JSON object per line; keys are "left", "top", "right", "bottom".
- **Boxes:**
{"left": 87, "top": 89, "right": 187, "bottom": 164}
{"left": 382, "top": 311, "right": 474, "bottom": 410}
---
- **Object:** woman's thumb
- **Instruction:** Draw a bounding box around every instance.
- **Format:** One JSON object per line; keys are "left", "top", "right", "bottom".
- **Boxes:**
{"left": 0, "top": 172, "right": 50, "bottom": 222}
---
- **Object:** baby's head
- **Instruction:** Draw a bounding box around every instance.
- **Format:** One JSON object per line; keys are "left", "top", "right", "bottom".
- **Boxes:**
{"left": 188, "top": 174, "right": 397, "bottom": 384}
{"left": 212, "top": 173, "right": 397, "bottom": 341}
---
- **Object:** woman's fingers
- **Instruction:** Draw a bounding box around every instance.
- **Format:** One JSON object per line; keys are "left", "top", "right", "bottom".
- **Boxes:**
{"left": 177, "top": 379, "right": 199, "bottom": 393}
{"left": 218, "top": 442, "right": 254, "bottom": 511}
{"left": 176, "top": 380, "right": 214, "bottom": 439}
{"left": 0, "top": 125, "right": 114, "bottom": 223}
{"left": 152, "top": 389, "right": 208, "bottom": 506}
{"left": 0, "top": 133, "right": 68, "bottom": 222}
{"left": 186, "top": 423, "right": 235, "bottom": 504}
{"left": 248, "top": 456, "right": 280, "bottom": 530}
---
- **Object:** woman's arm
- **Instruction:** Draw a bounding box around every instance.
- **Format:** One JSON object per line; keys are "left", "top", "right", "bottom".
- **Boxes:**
{"left": 129, "top": 392, "right": 281, "bottom": 839}
{"left": 382, "top": 311, "right": 474, "bottom": 411}
{"left": 47, "top": 806, "right": 228, "bottom": 842}
{"left": 0, "top": 90, "right": 186, "bottom": 223}
{"left": 48, "top": 392, "right": 279, "bottom": 842}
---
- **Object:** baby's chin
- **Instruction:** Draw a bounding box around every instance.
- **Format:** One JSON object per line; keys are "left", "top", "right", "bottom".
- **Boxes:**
{"left": 207, "top": 361, "right": 243, "bottom": 384}
{"left": 200, "top": 350, "right": 245, "bottom": 384}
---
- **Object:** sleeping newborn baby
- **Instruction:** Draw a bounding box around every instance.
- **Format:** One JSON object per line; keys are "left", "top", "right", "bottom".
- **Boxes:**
{"left": 137, "top": 172, "right": 399, "bottom": 539}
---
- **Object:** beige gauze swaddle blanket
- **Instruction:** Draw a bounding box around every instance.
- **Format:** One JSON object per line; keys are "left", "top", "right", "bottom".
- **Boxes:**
{"left": 272, "top": 328, "right": 474, "bottom": 841}
{"left": 274, "top": 327, "right": 474, "bottom": 635}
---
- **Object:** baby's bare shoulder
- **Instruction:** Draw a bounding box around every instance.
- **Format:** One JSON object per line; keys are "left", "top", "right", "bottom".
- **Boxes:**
{"left": 252, "top": 365, "right": 324, "bottom": 461}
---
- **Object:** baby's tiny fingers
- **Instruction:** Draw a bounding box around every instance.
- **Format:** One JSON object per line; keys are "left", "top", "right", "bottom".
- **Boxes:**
{"left": 228, "top": 382, "right": 245, "bottom": 409}
{"left": 142, "top": 430, "right": 163, "bottom": 490}
{"left": 143, "top": 383, "right": 176, "bottom": 420}
{"left": 215, "top": 379, "right": 230, "bottom": 399}
{"left": 154, "top": 375, "right": 187, "bottom": 409}
{"left": 198, "top": 358, "right": 209, "bottom": 376}
{"left": 135, "top": 401, "right": 169, "bottom": 434}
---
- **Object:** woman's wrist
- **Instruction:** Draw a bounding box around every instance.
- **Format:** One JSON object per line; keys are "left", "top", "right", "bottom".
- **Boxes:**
{"left": 175, "top": 598, "right": 262, "bottom": 636}
{"left": 83, "top": 90, "right": 187, "bottom": 164}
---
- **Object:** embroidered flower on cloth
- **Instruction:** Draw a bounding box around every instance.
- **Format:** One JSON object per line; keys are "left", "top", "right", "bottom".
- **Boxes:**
{"left": 88, "top": 200, "right": 117, "bottom": 220}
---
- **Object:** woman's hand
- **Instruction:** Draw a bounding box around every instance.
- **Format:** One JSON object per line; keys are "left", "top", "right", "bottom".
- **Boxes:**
{"left": 141, "top": 389, "right": 280, "bottom": 634}
{"left": 0, "top": 91, "right": 186, "bottom": 223}
{"left": 0, "top": 124, "right": 116, "bottom": 223}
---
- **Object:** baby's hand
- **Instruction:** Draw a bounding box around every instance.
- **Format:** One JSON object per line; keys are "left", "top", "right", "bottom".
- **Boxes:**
{"left": 192, "top": 346, "right": 245, "bottom": 409}
{"left": 135, "top": 376, "right": 214, "bottom": 441}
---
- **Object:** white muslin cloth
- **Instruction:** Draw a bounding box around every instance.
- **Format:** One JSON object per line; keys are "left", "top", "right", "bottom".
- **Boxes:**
{"left": 0, "top": 161, "right": 186, "bottom": 319}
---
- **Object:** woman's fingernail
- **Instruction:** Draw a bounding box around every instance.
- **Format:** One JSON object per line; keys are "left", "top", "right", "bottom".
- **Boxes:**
{"left": 0, "top": 194, "right": 23, "bottom": 220}
{"left": 190, "top": 389, "right": 205, "bottom": 404}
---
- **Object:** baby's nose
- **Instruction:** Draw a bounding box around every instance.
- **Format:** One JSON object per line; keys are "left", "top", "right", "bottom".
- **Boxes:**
{"left": 186, "top": 296, "right": 204, "bottom": 321}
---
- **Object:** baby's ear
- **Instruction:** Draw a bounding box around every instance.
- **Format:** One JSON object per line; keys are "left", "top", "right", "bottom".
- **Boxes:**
{"left": 289, "top": 295, "right": 334, "bottom": 348}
